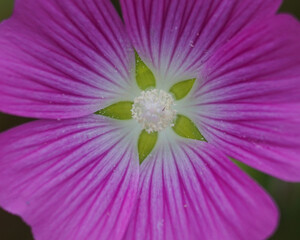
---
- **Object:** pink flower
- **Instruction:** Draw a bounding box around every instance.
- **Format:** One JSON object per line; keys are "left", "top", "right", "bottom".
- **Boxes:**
{"left": 0, "top": 0, "right": 299, "bottom": 239}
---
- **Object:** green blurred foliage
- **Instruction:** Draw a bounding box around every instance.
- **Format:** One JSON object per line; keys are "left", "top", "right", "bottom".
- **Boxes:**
{"left": 0, "top": 0, "right": 13, "bottom": 21}
{"left": 0, "top": 0, "right": 300, "bottom": 239}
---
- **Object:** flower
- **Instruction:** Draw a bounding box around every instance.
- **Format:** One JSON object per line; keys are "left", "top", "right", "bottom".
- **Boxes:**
{"left": 0, "top": 0, "right": 299, "bottom": 239}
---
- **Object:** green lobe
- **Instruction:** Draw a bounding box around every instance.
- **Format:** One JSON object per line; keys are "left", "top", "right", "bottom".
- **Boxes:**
{"left": 173, "top": 114, "right": 206, "bottom": 141}
{"left": 138, "top": 130, "right": 158, "bottom": 163}
{"left": 169, "top": 78, "right": 196, "bottom": 100}
{"left": 135, "top": 52, "right": 156, "bottom": 90}
{"left": 95, "top": 101, "right": 133, "bottom": 120}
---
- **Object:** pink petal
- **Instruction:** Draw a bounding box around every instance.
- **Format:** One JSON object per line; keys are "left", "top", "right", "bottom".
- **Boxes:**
{"left": 191, "top": 15, "right": 300, "bottom": 181}
{"left": 0, "top": 116, "right": 139, "bottom": 240}
{"left": 0, "top": 0, "right": 136, "bottom": 119}
{"left": 124, "top": 139, "right": 278, "bottom": 240}
{"left": 120, "top": 0, "right": 281, "bottom": 86}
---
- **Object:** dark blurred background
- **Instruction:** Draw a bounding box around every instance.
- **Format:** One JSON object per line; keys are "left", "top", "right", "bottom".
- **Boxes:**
{"left": 0, "top": 0, "right": 300, "bottom": 239}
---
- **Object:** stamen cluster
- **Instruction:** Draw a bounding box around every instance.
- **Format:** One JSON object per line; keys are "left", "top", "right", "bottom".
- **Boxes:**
{"left": 131, "top": 89, "right": 177, "bottom": 133}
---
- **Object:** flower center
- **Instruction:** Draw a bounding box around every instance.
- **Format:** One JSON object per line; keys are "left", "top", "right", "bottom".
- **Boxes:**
{"left": 131, "top": 89, "right": 177, "bottom": 133}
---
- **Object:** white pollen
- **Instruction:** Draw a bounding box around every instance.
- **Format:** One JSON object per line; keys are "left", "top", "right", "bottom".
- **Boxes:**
{"left": 131, "top": 89, "right": 177, "bottom": 133}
